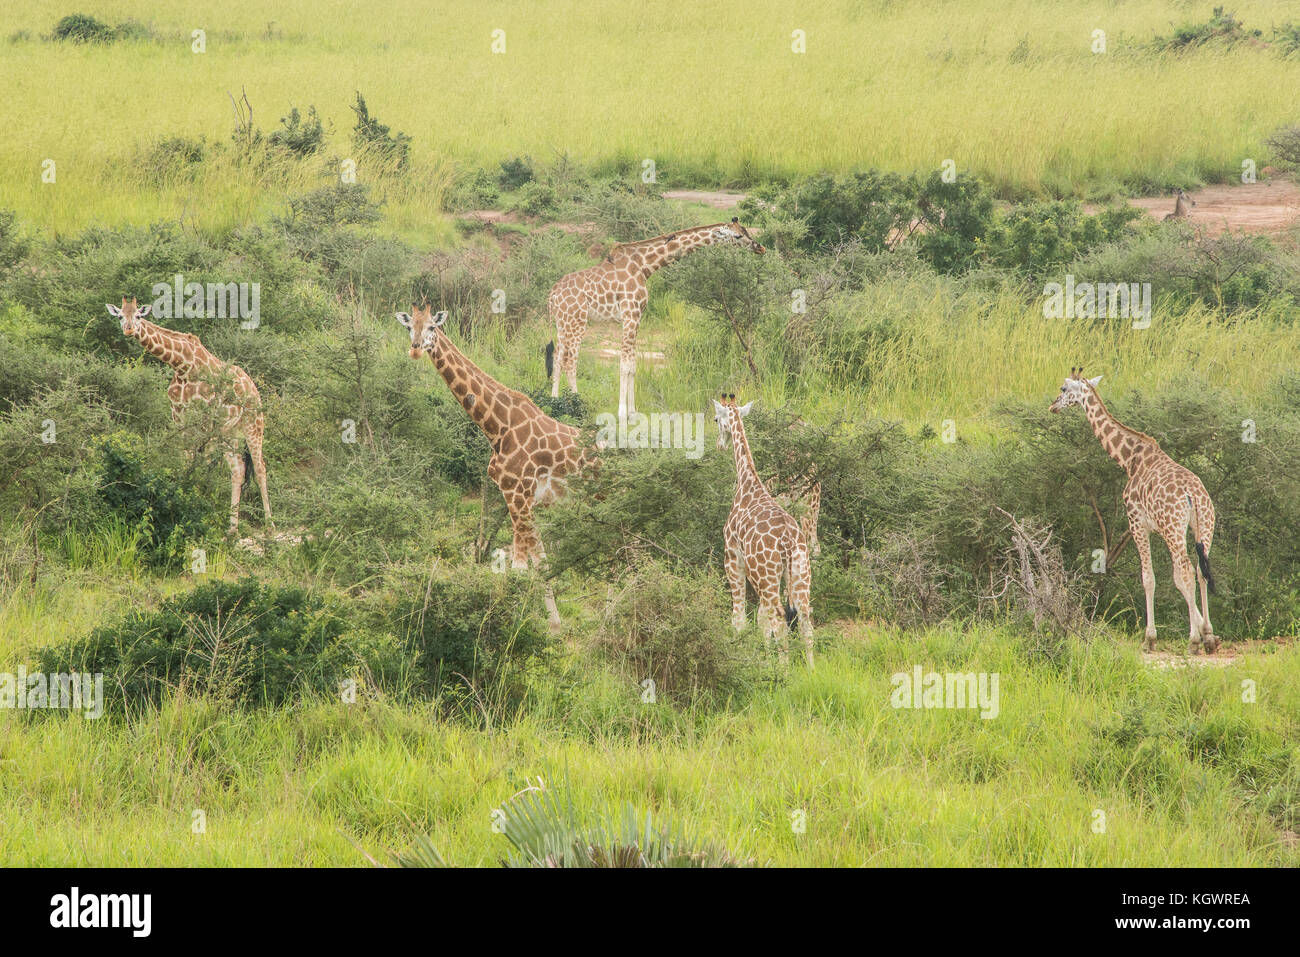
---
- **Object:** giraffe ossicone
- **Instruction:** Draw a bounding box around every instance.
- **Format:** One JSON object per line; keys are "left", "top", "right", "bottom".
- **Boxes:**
{"left": 109, "top": 295, "right": 271, "bottom": 535}
{"left": 1050, "top": 369, "right": 1218, "bottom": 655}
{"left": 548, "top": 220, "right": 764, "bottom": 419}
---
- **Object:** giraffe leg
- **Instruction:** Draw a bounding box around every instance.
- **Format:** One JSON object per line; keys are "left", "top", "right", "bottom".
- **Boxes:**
{"left": 551, "top": 338, "right": 562, "bottom": 399}
{"left": 563, "top": 341, "right": 579, "bottom": 396}
{"left": 527, "top": 537, "right": 562, "bottom": 632}
{"left": 1131, "top": 516, "right": 1157, "bottom": 651}
{"left": 790, "top": 545, "right": 815, "bottom": 668}
{"left": 617, "top": 305, "right": 642, "bottom": 421}
{"left": 246, "top": 420, "right": 272, "bottom": 530}
{"left": 724, "top": 534, "right": 746, "bottom": 631}
{"left": 224, "top": 448, "right": 245, "bottom": 535}
{"left": 1195, "top": 560, "right": 1215, "bottom": 653}
{"left": 506, "top": 499, "right": 536, "bottom": 571}
{"left": 1164, "top": 538, "right": 1205, "bottom": 654}
{"left": 759, "top": 592, "right": 789, "bottom": 666}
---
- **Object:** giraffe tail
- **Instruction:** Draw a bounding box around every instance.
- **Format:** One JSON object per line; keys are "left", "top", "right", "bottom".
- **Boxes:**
{"left": 242, "top": 448, "right": 254, "bottom": 490}
{"left": 544, "top": 340, "right": 555, "bottom": 380}
{"left": 1188, "top": 493, "right": 1215, "bottom": 594}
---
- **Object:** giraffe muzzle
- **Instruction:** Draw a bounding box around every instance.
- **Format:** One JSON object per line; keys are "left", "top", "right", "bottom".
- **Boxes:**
{"left": 410, "top": 347, "right": 424, "bottom": 360}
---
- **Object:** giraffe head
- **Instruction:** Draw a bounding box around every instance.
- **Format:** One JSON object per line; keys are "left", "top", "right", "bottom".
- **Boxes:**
{"left": 395, "top": 306, "right": 449, "bottom": 360}
{"left": 1049, "top": 367, "right": 1103, "bottom": 413}
{"left": 105, "top": 296, "right": 152, "bottom": 337}
{"left": 712, "top": 393, "right": 753, "bottom": 449}
{"left": 713, "top": 217, "right": 765, "bottom": 254}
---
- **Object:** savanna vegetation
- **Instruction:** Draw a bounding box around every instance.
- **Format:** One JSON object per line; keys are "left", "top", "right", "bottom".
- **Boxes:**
{"left": 1, "top": 2, "right": 1299, "bottom": 867}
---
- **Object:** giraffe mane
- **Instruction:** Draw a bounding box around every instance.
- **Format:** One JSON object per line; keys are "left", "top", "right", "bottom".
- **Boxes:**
{"left": 607, "top": 223, "right": 730, "bottom": 255}
{"left": 1083, "top": 380, "right": 1159, "bottom": 447}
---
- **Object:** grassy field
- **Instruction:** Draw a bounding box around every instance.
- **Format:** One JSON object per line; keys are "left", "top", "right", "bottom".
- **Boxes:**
{"left": 4, "top": 1, "right": 1300, "bottom": 232}
{"left": 3, "top": 1, "right": 1300, "bottom": 868}
{"left": 2, "top": 574, "right": 1297, "bottom": 866}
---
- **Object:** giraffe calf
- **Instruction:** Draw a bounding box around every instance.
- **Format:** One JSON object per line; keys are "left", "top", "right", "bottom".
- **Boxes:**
{"left": 714, "top": 395, "right": 815, "bottom": 667}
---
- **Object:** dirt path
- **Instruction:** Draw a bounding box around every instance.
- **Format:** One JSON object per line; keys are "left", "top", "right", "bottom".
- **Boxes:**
{"left": 661, "top": 189, "right": 748, "bottom": 209}
{"left": 1123, "top": 178, "right": 1300, "bottom": 236}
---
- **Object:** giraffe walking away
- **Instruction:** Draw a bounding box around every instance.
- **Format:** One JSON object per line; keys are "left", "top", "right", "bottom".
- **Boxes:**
{"left": 714, "top": 394, "right": 814, "bottom": 667}
{"left": 108, "top": 296, "right": 271, "bottom": 534}
{"left": 1050, "top": 368, "right": 1218, "bottom": 654}
{"left": 397, "top": 305, "right": 595, "bottom": 629}
{"left": 548, "top": 218, "right": 764, "bottom": 419}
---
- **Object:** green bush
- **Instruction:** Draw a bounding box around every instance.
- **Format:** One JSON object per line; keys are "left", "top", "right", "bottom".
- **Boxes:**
{"left": 497, "top": 156, "right": 535, "bottom": 191}
{"left": 93, "top": 431, "right": 219, "bottom": 568}
{"left": 52, "top": 14, "right": 114, "bottom": 43}
{"left": 391, "top": 566, "right": 554, "bottom": 716}
{"left": 350, "top": 91, "right": 411, "bottom": 171}
{"left": 268, "top": 105, "right": 325, "bottom": 157}
{"left": 594, "top": 560, "right": 763, "bottom": 705}
{"left": 37, "top": 578, "right": 377, "bottom": 713}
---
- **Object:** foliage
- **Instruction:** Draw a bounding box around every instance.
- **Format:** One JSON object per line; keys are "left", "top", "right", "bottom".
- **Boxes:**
{"left": 36, "top": 578, "right": 373, "bottom": 713}
{"left": 92, "top": 431, "right": 220, "bottom": 568}
{"left": 350, "top": 91, "right": 411, "bottom": 171}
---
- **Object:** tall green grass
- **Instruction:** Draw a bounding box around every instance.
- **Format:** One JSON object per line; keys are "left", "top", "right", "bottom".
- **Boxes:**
{"left": 4, "top": 1, "right": 1300, "bottom": 231}
{"left": 2, "top": 600, "right": 1296, "bottom": 866}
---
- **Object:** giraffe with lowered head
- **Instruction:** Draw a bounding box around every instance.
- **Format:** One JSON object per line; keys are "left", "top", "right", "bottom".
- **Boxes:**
{"left": 397, "top": 305, "right": 595, "bottom": 628}
{"left": 1050, "top": 368, "right": 1218, "bottom": 654}
{"left": 548, "top": 218, "right": 764, "bottom": 419}
{"left": 714, "top": 394, "right": 814, "bottom": 667}
{"left": 108, "top": 296, "right": 271, "bottom": 534}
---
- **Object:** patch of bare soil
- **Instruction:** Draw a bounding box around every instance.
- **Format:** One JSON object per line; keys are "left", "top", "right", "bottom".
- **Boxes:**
{"left": 235, "top": 529, "right": 309, "bottom": 556}
{"left": 661, "top": 189, "right": 748, "bottom": 209}
{"left": 1142, "top": 634, "right": 1295, "bottom": 669}
{"left": 587, "top": 331, "right": 668, "bottom": 368}
{"left": 1120, "top": 177, "right": 1300, "bottom": 237}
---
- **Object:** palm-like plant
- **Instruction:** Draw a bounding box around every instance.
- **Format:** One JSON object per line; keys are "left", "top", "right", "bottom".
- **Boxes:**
{"left": 393, "top": 781, "right": 751, "bottom": 868}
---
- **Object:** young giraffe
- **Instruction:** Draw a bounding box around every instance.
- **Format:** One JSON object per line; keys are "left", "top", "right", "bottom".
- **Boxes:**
{"left": 1163, "top": 188, "right": 1197, "bottom": 222}
{"left": 549, "top": 218, "right": 764, "bottom": 418}
{"left": 396, "top": 306, "right": 595, "bottom": 628}
{"left": 714, "top": 394, "right": 815, "bottom": 667}
{"left": 1050, "top": 368, "right": 1218, "bottom": 654}
{"left": 107, "top": 296, "right": 271, "bottom": 534}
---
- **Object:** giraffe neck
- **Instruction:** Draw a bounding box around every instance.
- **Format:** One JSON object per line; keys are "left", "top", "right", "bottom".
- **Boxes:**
{"left": 622, "top": 225, "right": 721, "bottom": 279}
{"left": 134, "top": 319, "right": 210, "bottom": 375}
{"left": 1083, "top": 389, "right": 1155, "bottom": 476}
{"left": 429, "top": 335, "right": 513, "bottom": 442}
{"left": 729, "top": 416, "right": 768, "bottom": 506}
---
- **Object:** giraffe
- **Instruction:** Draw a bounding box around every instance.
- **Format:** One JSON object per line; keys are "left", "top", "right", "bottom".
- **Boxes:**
{"left": 396, "top": 305, "right": 594, "bottom": 629}
{"left": 107, "top": 296, "right": 271, "bottom": 534}
{"left": 1163, "top": 188, "right": 1197, "bottom": 221}
{"left": 1049, "top": 368, "right": 1218, "bottom": 654}
{"left": 548, "top": 218, "right": 764, "bottom": 419}
{"left": 773, "top": 473, "right": 821, "bottom": 559}
{"left": 713, "top": 394, "right": 814, "bottom": 667}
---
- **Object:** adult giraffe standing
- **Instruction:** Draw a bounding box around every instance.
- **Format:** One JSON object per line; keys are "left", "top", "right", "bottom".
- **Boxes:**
{"left": 1050, "top": 368, "right": 1218, "bottom": 654}
{"left": 714, "top": 394, "right": 814, "bottom": 667}
{"left": 548, "top": 218, "right": 764, "bottom": 418}
{"left": 397, "top": 305, "right": 595, "bottom": 629}
{"left": 108, "top": 296, "right": 271, "bottom": 534}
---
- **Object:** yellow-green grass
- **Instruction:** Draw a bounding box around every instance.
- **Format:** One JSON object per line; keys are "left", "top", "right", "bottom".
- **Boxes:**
{"left": 2, "top": 579, "right": 1296, "bottom": 867}
{"left": 4, "top": 1, "right": 1300, "bottom": 232}
{"left": 442, "top": 273, "right": 1300, "bottom": 436}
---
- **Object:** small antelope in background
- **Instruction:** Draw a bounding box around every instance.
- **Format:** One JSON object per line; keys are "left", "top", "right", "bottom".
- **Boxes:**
{"left": 1163, "top": 188, "right": 1196, "bottom": 221}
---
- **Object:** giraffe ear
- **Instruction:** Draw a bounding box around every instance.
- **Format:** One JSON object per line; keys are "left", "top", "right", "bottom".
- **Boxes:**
{"left": 106, "top": 304, "right": 123, "bottom": 317}
{"left": 736, "top": 401, "right": 753, "bottom": 418}
{"left": 395, "top": 312, "right": 412, "bottom": 328}
{"left": 135, "top": 304, "right": 151, "bottom": 318}
{"left": 432, "top": 311, "right": 448, "bottom": 328}
{"left": 712, "top": 399, "right": 726, "bottom": 416}
{"left": 1088, "top": 375, "right": 1103, "bottom": 387}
